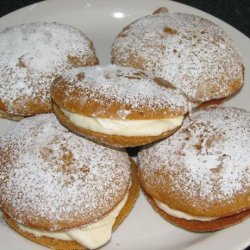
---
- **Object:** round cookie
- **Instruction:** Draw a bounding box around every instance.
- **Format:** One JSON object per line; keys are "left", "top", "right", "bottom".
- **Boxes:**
{"left": 51, "top": 65, "right": 190, "bottom": 147}
{"left": 112, "top": 12, "right": 244, "bottom": 107}
{"left": 0, "top": 22, "right": 99, "bottom": 120}
{"left": 138, "top": 107, "right": 250, "bottom": 231}
{"left": 0, "top": 114, "right": 139, "bottom": 249}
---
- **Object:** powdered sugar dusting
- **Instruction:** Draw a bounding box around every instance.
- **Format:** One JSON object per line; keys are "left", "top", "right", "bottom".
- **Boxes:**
{"left": 59, "top": 65, "right": 189, "bottom": 115}
{"left": 0, "top": 22, "right": 97, "bottom": 114}
{"left": 112, "top": 13, "right": 243, "bottom": 103}
{"left": 0, "top": 114, "right": 130, "bottom": 230}
{"left": 139, "top": 107, "right": 250, "bottom": 202}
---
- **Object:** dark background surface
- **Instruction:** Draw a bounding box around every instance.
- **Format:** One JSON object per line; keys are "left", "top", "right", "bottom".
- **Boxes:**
{"left": 0, "top": 0, "right": 249, "bottom": 250}
{"left": 0, "top": 0, "right": 250, "bottom": 37}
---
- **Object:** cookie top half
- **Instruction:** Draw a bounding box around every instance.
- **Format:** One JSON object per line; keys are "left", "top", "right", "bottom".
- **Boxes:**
{"left": 51, "top": 65, "right": 190, "bottom": 120}
{"left": 0, "top": 22, "right": 99, "bottom": 117}
{"left": 138, "top": 107, "right": 250, "bottom": 217}
{"left": 0, "top": 114, "right": 131, "bottom": 231}
{"left": 112, "top": 13, "right": 244, "bottom": 104}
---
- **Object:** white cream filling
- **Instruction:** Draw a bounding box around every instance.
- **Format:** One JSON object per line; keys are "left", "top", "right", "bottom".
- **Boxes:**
{"left": 154, "top": 199, "right": 218, "bottom": 221}
{"left": 61, "top": 108, "right": 184, "bottom": 136}
{"left": 18, "top": 192, "right": 129, "bottom": 249}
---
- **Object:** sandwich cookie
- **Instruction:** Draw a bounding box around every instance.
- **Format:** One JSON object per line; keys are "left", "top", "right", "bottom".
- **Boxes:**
{"left": 0, "top": 22, "right": 99, "bottom": 120}
{"left": 138, "top": 107, "right": 250, "bottom": 231}
{"left": 0, "top": 114, "right": 139, "bottom": 249}
{"left": 51, "top": 65, "right": 190, "bottom": 147}
{"left": 112, "top": 12, "right": 244, "bottom": 107}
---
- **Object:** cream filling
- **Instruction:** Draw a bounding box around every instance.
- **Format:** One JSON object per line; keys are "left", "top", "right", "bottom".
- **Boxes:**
{"left": 154, "top": 199, "right": 218, "bottom": 221}
{"left": 61, "top": 108, "right": 184, "bottom": 136}
{"left": 18, "top": 192, "right": 129, "bottom": 249}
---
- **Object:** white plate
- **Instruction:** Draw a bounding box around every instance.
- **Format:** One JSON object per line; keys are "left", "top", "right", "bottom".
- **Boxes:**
{"left": 0, "top": 0, "right": 249, "bottom": 249}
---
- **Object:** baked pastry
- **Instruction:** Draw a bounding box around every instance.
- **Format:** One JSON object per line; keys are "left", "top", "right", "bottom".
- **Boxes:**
{"left": 0, "top": 22, "right": 99, "bottom": 120}
{"left": 0, "top": 114, "right": 139, "bottom": 249}
{"left": 138, "top": 106, "right": 250, "bottom": 231}
{"left": 112, "top": 12, "right": 244, "bottom": 107}
{"left": 51, "top": 65, "right": 190, "bottom": 147}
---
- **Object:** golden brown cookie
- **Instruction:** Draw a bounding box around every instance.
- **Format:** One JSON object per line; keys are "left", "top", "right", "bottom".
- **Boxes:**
{"left": 0, "top": 22, "right": 99, "bottom": 120}
{"left": 0, "top": 114, "right": 139, "bottom": 249}
{"left": 51, "top": 65, "right": 190, "bottom": 147}
{"left": 3, "top": 160, "right": 139, "bottom": 250}
{"left": 138, "top": 107, "right": 250, "bottom": 231}
{"left": 112, "top": 12, "right": 244, "bottom": 106}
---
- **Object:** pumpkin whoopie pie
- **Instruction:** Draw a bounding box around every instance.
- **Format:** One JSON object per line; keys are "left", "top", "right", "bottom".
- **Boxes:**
{"left": 111, "top": 12, "right": 244, "bottom": 107}
{"left": 0, "top": 114, "right": 139, "bottom": 249}
{"left": 138, "top": 106, "right": 250, "bottom": 231}
{"left": 0, "top": 22, "right": 99, "bottom": 120}
{"left": 51, "top": 65, "right": 190, "bottom": 147}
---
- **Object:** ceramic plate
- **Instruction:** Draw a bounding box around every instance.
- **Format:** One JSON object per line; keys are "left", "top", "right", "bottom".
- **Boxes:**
{"left": 0, "top": 0, "right": 249, "bottom": 249}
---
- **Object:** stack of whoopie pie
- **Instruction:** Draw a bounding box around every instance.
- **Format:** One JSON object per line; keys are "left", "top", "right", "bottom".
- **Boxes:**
{"left": 0, "top": 7, "right": 249, "bottom": 250}
{"left": 0, "top": 22, "right": 141, "bottom": 250}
